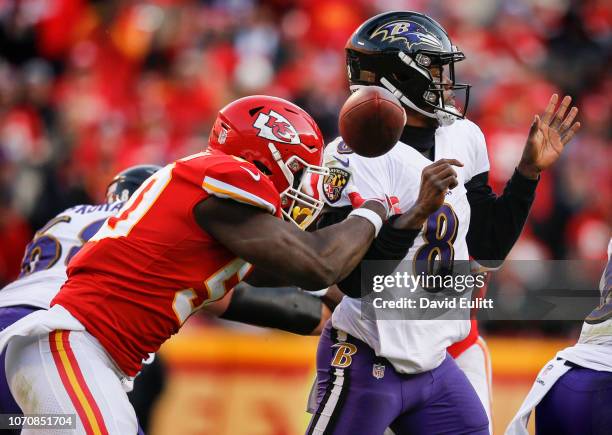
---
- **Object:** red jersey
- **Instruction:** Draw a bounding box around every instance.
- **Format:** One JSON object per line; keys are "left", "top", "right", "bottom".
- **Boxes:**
{"left": 52, "top": 150, "right": 280, "bottom": 376}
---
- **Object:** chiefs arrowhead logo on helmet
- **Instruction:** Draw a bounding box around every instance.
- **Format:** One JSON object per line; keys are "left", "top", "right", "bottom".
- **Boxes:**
{"left": 253, "top": 110, "right": 300, "bottom": 144}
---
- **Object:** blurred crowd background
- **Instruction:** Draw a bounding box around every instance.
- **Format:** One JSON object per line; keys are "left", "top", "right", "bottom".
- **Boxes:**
{"left": 1, "top": 3, "right": 608, "bottom": 431}
{"left": 0, "top": 0, "right": 610, "bottom": 294}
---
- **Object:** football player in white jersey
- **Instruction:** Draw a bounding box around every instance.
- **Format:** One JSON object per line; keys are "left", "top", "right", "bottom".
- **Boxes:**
{"left": 0, "top": 165, "right": 160, "bottom": 426}
{"left": 306, "top": 11, "right": 581, "bottom": 435}
{"left": 507, "top": 238, "right": 612, "bottom": 435}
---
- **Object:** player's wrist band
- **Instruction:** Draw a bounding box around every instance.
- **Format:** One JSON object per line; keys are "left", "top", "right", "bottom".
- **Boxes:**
{"left": 348, "top": 208, "right": 383, "bottom": 236}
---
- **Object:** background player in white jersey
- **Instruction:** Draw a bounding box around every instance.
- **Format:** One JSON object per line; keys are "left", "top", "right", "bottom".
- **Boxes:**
{"left": 0, "top": 164, "right": 159, "bottom": 433}
{"left": 507, "top": 238, "right": 612, "bottom": 435}
{"left": 307, "top": 11, "right": 581, "bottom": 435}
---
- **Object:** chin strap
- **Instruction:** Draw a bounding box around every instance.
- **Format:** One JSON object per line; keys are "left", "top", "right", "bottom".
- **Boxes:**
{"left": 268, "top": 142, "right": 295, "bottom": 186}
{"left": 378, "top": 77, "right": 458, "bottom": 127}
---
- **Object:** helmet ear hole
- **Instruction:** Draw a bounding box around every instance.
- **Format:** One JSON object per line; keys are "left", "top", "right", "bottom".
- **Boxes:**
{"left": 253, "top": 160, "right": 272, "bottom": 176}
{"left": 393, "top": 71, "right": 412, "bottom": 82}
{"left": 291, "top": 168, "right": 304, "bottom": 190}
{"left": 248, "top": 106, "right": 264, "bottom": 117}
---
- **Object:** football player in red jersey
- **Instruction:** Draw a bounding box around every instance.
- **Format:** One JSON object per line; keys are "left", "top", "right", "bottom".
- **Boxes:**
{"left": 0, "top": 95, "right": 438, "bottom": 434}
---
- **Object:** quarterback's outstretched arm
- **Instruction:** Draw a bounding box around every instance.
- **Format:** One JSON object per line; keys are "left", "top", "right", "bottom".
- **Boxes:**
{"left": 466, "top": 94, "right": 580, "bottom": 266}
{"left": 194, "top": 197, "right": 386, "bottom": 290}
{"left": 465, "top": 170, "right": 537, "bottom": 266}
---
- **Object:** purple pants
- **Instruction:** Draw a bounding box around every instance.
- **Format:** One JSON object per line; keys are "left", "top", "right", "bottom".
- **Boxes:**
{"left": 535, "top": 363, "right": 612, "bottom": 435}
{"left": 0, "top": 305, "right": 40, "bottom": 415}
{"left": 307, "top": 321, "right": 489, "bottom": 435}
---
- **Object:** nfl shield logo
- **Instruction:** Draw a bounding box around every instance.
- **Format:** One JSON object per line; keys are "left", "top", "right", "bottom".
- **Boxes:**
{"left": 372, "top": 363, "right": 385, "bottom": 379}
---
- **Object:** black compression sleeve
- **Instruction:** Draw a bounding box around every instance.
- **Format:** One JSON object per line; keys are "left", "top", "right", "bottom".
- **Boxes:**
{"left": 219, "top": 283, "right": 322, "bottom": 335}
{"left": 316, "top": 208, "right": 420, "bottom": 297}
{"left": 372, "top": 215, "right": 421, "bottom": 259}
{"left": 466, "top": 169, "right": 539, "bottom": 267}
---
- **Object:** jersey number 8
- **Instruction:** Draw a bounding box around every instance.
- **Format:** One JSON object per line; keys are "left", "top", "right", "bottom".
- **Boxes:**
{"left": 413, "top": 204, "right": 458, "bottom": 292}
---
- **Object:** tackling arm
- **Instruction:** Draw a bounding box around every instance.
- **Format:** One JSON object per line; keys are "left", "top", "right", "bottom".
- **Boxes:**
{"left": 316, "top": 206, "right": 421, "bottom": 297}
{"left": 466, "top": 93, "right": 580, "bottom": 267}
{"left": 194, "top": 197, "right": 385, "bottom": 290}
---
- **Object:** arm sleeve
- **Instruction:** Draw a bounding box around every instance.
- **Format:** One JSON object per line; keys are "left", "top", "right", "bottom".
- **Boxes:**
{"left": 466, "top": 169, "right": 539, "bottom": 267}
{"left": 316, "top": 207, "right": 420, "bottom": 298}
{"left": 202, "top": 161, "right": 280, "bottom": 216}
{"left": 219, "top": 282, "right": 323, "bottom": 335}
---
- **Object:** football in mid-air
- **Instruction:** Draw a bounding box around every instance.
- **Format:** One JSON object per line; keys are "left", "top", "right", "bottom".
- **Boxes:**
{"left": 338, "top": 86, "right": 406, "bottom": 158}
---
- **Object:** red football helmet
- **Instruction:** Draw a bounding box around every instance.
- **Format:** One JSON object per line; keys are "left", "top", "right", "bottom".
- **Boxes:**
{"left": 208, "top": 95, "right": 328, "bottom": 228}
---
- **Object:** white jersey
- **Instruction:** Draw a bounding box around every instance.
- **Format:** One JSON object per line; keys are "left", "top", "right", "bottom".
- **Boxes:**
{"left": 0, "top": 202, "right": 124, "bottom": 309}
{"left": 324, "top": 118, "right": 490, "bottom": 374}
{"left": 556, "top": 238, "right": 612, "bottom": 371}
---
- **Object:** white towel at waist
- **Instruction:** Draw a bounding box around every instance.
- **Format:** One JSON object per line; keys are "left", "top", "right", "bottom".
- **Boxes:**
{"left": 0, "top": 304, "right": 85, "bottom": 354}
{"left": 505, "top": 357, "right": 572, "bottom": 435}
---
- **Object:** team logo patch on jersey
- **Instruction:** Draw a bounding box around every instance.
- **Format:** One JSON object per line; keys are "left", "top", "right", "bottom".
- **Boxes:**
{"left": 253, "top": 110, "right": 300, "bottom": 144}
{"left": 331, "top": 342, "right": 357, "bottom": 368}
{"left": 370, "top": 20, "right": 443, "bottom": 51}
{"left": 322, "top": 167, "right": 350, "bottom": 203}
{"left": 372, "top": 363, "right": 386, "bottom": 379}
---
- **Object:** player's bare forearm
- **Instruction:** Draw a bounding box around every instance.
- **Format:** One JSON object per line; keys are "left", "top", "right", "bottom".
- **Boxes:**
{"left": 247, "top": 214, "right": 378, "bottom": 288}
{"left": 391, "top": 204, "right": 430, "bottom": 230}
{"left": 194, "top": 197, "right": 383, "bottom": 290}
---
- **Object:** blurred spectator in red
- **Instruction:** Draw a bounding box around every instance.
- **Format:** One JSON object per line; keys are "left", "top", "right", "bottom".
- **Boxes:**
{"left": 0, "top": 0, "right": 609, "bottom": 293}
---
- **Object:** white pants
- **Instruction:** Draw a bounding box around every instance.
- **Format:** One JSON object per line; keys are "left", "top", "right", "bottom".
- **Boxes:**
{"left": 454, "top": 337, "right": 493, "bottom": 435}
{"left": 5, "top": 329, "right": 138, "bottom": 435}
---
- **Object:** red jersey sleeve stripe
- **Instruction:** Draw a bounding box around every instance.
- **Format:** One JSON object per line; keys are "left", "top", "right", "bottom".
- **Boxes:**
{"left": 202, "top": 176, "right": 277, "bottom": 215}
